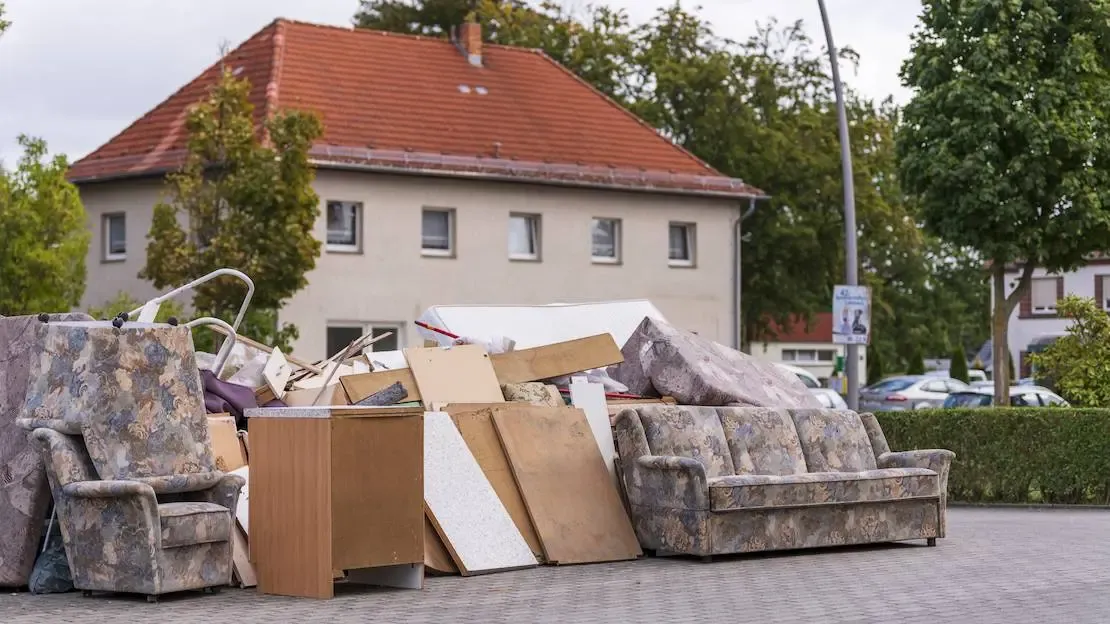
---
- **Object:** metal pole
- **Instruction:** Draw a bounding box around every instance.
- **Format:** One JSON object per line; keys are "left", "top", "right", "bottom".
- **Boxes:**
{"left": 818, "top": 0, "right": 861, "bottom": 410}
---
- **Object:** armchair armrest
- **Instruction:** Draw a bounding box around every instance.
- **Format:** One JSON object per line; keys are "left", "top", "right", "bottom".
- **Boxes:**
{"left": 129, "top": 471, "right": 227, "bottom": 495}
{"left": 188, "top": 473, "right": 246, "bottom": 511}
{"left": 625, "top": 455, "right": 709, "bottom": 511}
{"left": 62, "top": 479, "right": 157, "bottom": 499}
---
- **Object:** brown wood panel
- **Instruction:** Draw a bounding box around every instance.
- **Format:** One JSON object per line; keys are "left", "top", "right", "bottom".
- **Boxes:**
{"left": 492, "top": 406, "right": 642, "bottom": 565}
{"left": 206, "top": 415, "right": 247, "bottom": 472}
{"left": 423, "top": 513, "right": 458, "bottom": 575}
{"left": 490, "top": 334, "right": 623, "bottom": 385}
{"left": 341, "top": 368, "right": 423, "bottom": 405}
{"left": 330, "top": 414, "right": 424, "bottom": 570}
{"left": 230, "top": 525, "right": 256, "bottom": 588}
{"left": 448, "top": 407, "right": 544, "bottom": 560}
{"left": 404, "top": 345, "right": 504, "bottom": 408}
{"left": 250, "top": 418, "right": 333, "bottom": 599}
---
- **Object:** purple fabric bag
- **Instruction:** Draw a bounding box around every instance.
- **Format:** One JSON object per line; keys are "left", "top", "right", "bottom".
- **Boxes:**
{"left": 200, "top": 369, "right": 285, "bottom": 427}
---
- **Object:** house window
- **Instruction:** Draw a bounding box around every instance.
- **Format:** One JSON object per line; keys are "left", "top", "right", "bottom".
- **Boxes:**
{"left": 422, "top": 208, "right": 454, "bottom": 256}
{"left": 103, "top": 213, "right": 126, "bottom": 261}
{"left": 508, "top": 213, "right": 540, "bottom": 261}
{"left": 817, "top": 349, "right": 836, "bottom": 362}
{"left": 1030, "top": 277, "right": 1059, "bottom": 313}
{"left": 326, "top": 201, "right": 361, "bottom": 252}
{"left": 1102, "top": 276, "right": 1110, "bottom": 311}
{"left": 668, "top": 222, "right": 695, "bottom": 266}
{"left": 325, "top": 322, "right": 404, "bottom": 358}
{"left": 782, "top": 349, "right": 819, "bottom": 362}
{"left": 591, "top": 217, "right": 621, "bottom": 263}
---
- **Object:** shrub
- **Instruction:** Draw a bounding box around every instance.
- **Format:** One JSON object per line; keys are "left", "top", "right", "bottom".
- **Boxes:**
{"left": 949, "top": 345, "right": 969, "bottom": 383}
{"left": 876, "top": 408, "right": 1110, "bottom": 505}
{"left": 906, "top": 348, "right": 926, "bottom": 375}
{"left": 1029, "top": 296, "right": 1110, "bottom": 407}
{"left": 866, "top": 347, "right": 885, "bottom": 386}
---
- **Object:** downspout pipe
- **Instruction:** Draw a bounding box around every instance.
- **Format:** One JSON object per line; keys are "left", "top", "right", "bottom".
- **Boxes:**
{"left": 733, "top": 196, "right": 760, "bottom": 351}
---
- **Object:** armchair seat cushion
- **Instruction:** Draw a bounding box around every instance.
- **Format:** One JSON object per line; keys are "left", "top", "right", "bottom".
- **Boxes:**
{"left": 708, "top": 467, "right": 940, "bottom": 512}
{"left": 158, "top": 502, "right": 232, "bottom": 548}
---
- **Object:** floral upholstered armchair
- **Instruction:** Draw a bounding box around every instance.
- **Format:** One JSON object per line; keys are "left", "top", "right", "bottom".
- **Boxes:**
{"left": 19, "top": 322, "right": 243, "bottom": 601}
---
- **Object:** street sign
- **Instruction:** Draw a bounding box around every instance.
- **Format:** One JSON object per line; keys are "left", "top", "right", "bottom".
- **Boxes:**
{"left": 832, "top": 285, "right": 871, "bottom": 345}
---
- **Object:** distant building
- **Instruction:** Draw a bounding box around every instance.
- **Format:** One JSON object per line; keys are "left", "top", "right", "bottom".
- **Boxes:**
{"left": 754, "top": 313, "right": 867, "bottom": 383}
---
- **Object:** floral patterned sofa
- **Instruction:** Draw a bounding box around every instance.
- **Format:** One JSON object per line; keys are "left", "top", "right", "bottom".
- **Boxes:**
{"left": 613, "top": 405, "right": 954, "bottom": 558}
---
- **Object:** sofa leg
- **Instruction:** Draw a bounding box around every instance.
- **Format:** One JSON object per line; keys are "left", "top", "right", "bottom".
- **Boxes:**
{"left": 81, "top": 590, "right": 93, "bottom": 597}
{"left": 927, "top": 537, "right": 937, "bottom": 547}
{"left": 146, "top": 595, "right": 158, "bottom": 604}
{"left": 204, "top": 586, "right": 222, "bottom": 594}
{"left": 700, "top": 555, "right": 714, "bottom": 563}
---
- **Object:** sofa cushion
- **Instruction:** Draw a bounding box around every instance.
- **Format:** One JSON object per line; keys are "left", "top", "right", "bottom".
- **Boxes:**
{"left": 789, "top": 409, "right": 878, "bottom": 472}
{"left": 638, "top": 405, "right": 735, "bottom": 478}
{"left": 707, "top": 467, "right": 940, "bottom": 511}
{"left": 717, "top": 407, "right": 807, "bottom": 476}
{"left": 158, "top": 502, "right": 231, "bottom": 548}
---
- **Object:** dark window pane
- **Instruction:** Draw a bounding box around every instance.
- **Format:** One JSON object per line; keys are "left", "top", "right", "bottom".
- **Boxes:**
{"left": 668, "top": 224, "right": 689, "bottom": 260}
{"left": 422, "top": 210, "right": 451, "bottom": 250}
{"left": 326, "top": 326, "right": 364, "bottom": 358}
{"left": 370, "top": 326, "right": 399, "bottom": 352}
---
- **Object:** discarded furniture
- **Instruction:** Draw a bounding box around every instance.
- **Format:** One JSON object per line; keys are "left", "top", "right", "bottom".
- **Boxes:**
{"left": 614, "top": 405, "right": 953, "bottom": 557}
{"left": 246, "top": 406, "right": 424, "bottom": 599}
{"left": 0, "top": 313, "right": 93, "bottom": 587}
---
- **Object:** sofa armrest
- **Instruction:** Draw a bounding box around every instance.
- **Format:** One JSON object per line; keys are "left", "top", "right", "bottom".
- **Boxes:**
{"left": 626, "top": 455, "right": 709, "bottom": 511}
{"left": 878, "top": 449, "right": 954, "bottom": 476}
{"left": 62, "top": 479, "right": 157, "bottom": 499}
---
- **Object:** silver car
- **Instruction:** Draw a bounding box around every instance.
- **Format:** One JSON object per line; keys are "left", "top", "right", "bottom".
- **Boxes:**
{"left": 859, "top": 375, "right": 972, "bottom": 412}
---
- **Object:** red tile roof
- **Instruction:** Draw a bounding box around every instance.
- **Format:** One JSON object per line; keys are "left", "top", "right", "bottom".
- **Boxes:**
{"left": 68, "top": 19, "right": 761, "bottom": 197}
{"left": 765, "top": 313, "right": 834, "bottom": 343}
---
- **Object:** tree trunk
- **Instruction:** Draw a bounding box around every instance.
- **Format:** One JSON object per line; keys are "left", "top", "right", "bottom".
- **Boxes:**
{"left": 991, "top": 265, "right": 1010, "bottom": 405}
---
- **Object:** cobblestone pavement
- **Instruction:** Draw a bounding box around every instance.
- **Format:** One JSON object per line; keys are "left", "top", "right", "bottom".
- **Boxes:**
{"left": 2, "top": 507, "right": 1108, "bottom": 623}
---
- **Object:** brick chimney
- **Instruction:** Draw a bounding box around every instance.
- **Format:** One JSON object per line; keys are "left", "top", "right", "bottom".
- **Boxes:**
{"left": 458, "top": 18, "right": 482, "bottom": 67}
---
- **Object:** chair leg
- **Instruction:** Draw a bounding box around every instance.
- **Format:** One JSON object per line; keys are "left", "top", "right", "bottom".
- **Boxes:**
{"left": 204, "top": 586, "right": 222, "bottom": 594}
{"left": 927, "top": 537, "right": 937, "bottom": 547}
{"left": 146, "top": 595, "right": 158, "bottom": 603}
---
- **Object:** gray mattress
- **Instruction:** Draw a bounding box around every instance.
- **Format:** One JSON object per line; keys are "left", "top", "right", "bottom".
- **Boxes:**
{"left": 0, "top": 313, "right": 92, "bottom": 587}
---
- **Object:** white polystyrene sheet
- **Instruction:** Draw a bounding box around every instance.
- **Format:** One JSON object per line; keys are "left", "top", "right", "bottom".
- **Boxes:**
{"left": 415, "top": 300, "right": 667, "bottom": 350}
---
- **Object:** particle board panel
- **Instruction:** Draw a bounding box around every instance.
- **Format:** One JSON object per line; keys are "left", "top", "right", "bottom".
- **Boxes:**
{"left": 492, "top": 407, "right": 642, "bottom": 565}
{"left": 448, "top": 407, "right": 544, "bottom": 560}
{"left": 249, "top": 417, "right": 333, "bottom": 599}
{"left": 207, "top": 415, "right": 247, "bottom": 472}
{"left": 330, "top": 414, "right": 423, "bottom": 571}
{"left": 404, "top": 346, "right": 504, "bottom": 408}
{"left": 423, "top": 411, "right": 536, "bottom": 576}
{"left": 230, "top": 525, "right": 257, "bottom": 588}
{"left": 341, "top": 369, "right": 423, "bottom": 406}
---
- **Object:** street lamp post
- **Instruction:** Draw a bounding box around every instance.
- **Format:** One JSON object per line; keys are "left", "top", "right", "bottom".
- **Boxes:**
{"left": 817, "top": 0, "right": 861, "bottom": 410}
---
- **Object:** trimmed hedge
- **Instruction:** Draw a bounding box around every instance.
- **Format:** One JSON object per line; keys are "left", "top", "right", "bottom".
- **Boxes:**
{"left": 876, "top": 408, "right": 1110, "bottom": 505}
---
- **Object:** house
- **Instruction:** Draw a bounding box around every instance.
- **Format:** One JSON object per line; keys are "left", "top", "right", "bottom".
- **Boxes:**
{"left": 998, "top": 259, "right": 1110, "bottom": 377}
{"left": 753, "top": 313, "right": 867, "bottom": 383}
{"left": 68, "top": 19, "right": 762, "bottom": 358}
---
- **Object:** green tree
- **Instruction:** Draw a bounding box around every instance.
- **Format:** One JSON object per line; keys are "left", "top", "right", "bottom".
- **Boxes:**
{"left": 906, "top": 348, "right": 926, "bottom": 376}
{"left": 0, "top": 135, "right": 89, "bottom": 316}
{"left": 1007, "top": 347, "right": 1017, "bottom": 382}
{"left": 897, "top": 0, "right": 1110, "bottom": 404}
{"left": 140, "top": 68, "right": 324, "bottom": 352}
{"left": 1030, "top": 296, "right": 1110, "bottom": 406}
{"left": 87, "top": 291, "right": 186, "bottom": 324}
{"left": 866, "top": 346, "right": 885, "bottom": 386}
{"left": 0, "top": 2, "right": 10, "bottom": 36}
{"left": 949, "top": 344, "right": 969, "bottom": 383}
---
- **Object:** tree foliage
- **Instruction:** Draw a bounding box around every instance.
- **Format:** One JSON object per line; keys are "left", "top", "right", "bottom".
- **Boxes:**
{"left": 906, "top": 347, "right": 926, "bottom": 376}
{"left": 354, "top": 0, "right": 991, "bottom": 368}
{"left": 1030, "top": 296, "right": 1110, "bottom": 407}
{"left": 0, "top": 2, "right": 10, "bottom": 37}
{"left": 866, "top": 346, "right": 885, "bottom": 386}
{"left": 0, "top": 136, "right": 89, "bottom": 316}
{"left": 87, "top": 291, "right": 186, "bottom": 324}
{"left": 949, "top": 344, "right": 969, "bottom": 383}
{"left": 141, "top": 68, "right": 323, "bottom": 352}
{"left": 897, "top": 0, "right": 1110, "bottom": 403}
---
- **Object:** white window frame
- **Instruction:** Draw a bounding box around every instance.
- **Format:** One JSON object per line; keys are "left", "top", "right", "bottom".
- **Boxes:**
{"left": 421, "top": 208, "right": 455, "bottom": 257}
{"left": 1030, "top": 277, "right": 1058, "bottom": 313}
{"left": 508, "top": 213, "right": 541, "bottom": 261}
{"left": 668, "top": 222, "right": 696, "bottom": 267}
{"left": 325, "top": 200, "right": 362, "bottom": 253}
{"left": 591, "top": 217, "right": 622, "bottom": 264}
{"left": 325, "top": 321, "right": 405, "bottom": 359}
{"left": 102, "top": 212, "right": 126, "bottom": 262}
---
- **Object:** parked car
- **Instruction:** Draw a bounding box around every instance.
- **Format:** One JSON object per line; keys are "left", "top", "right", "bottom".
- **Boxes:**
{"left": 943, "top": 386, "right": 1069, "bottom": 408}
{"left": 775, "top": 363, "right": 848, "bottom": 409}
{"left": 859, "top": 375, "right": 972, "bottom": 412}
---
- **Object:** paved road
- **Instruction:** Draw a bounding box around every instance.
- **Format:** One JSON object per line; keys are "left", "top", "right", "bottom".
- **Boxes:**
{"left": 3, "top": 507, "right": 1108, "bottom": 623}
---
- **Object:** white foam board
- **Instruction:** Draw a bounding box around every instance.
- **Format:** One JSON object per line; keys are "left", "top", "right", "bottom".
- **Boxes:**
{"left": 423, "top": 411, "right": 537, "bottom": 575}
{"left": 415, "top": 300, "right": 667, "bottom": 350}
{"left": 570, "top": 379, "right": 618, "bottom": 489}
{"left": 231, "top": 466, "right": 249, "bottom": 535}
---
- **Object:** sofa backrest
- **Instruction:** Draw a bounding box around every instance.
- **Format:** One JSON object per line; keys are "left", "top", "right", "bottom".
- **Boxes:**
{"left": 717, "top": 407, "right": 808, "bottom": 476}
{"left": 635, "top": 405, "right": 735, "bottom": 478}
{"left": 788, "top": 409, "right": 877, "bottom": 472}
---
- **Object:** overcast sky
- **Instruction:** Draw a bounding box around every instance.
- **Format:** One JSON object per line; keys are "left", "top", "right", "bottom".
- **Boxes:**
{"left": 0, "top": 0, "right": 923, "bottom": 165}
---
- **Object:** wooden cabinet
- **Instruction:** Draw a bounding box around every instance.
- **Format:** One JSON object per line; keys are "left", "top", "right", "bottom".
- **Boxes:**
{"left": 247, "top": 406, "right": 424, "bottom": 599}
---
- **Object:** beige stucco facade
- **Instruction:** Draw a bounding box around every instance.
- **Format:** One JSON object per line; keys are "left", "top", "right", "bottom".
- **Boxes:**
{"left": 79, "top": 168, "right": 743, "bottom": 359}
{"left": 753, "top": 340, "right": 867, "bottom": 383}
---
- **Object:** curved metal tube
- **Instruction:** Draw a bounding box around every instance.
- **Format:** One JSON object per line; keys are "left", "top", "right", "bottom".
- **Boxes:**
{"left": 127, "top": 268, "right": 255, "bottom": 333}
{"left": 184, "top": 317, "right": 238, "bottom": 377}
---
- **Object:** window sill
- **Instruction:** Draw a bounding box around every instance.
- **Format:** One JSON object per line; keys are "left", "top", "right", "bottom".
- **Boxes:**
{"left": 668, "top": 259, "right": 696, "bottom": 269}
{"left": 509, "top": 254, "right": 540, "bottom": 263}
{"left": 102, "top": 255, "right": 127, "bottom": 264}
{"left": 326, "top": 244, "right": 362, "bottom": 254}
{"left": 422, "top": 248, "right": 455, "bottom": 259}
{"left": 591, "top": 256, "right": 621, "bottom": 265}
{"left": 1018, "top": 312, "right": 1058, "bottom": 319}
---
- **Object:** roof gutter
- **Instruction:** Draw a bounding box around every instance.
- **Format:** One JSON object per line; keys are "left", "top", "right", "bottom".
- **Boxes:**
{"left": 733, "top": 196, "right": 761, "bottom": 351}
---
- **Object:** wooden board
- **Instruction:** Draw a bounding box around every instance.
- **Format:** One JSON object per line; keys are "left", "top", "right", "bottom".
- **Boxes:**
{"left": 342, "top": 334, "right": 624, "bottom": 404}
{"left": 423, "top": 411, "right": 536, "bottom": 575}
{"left": 249, "top": 418, "right": 333, "bottom": 599}
{"left": 231, "top": 525, "right": 257, "bottom": 588}
{"left": 448, "top": 407, "right": 544, "bottom": 560}
{"left": 492, "top": 406, "right": 642, "bottom": 565}
{"left": 404, "top": 346, "right": 504, "bottom": 408}
{"left": 423, "top": 515, "right": 457, "bottom": 575}
{"left": 282, "top": 383, "right": 350, "bottom": 407}
{"left": 330, "top": 414, "right": 423, "bottom": 571}
{"left": 207, "top": 415, "right": 247, "bottom": 472}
